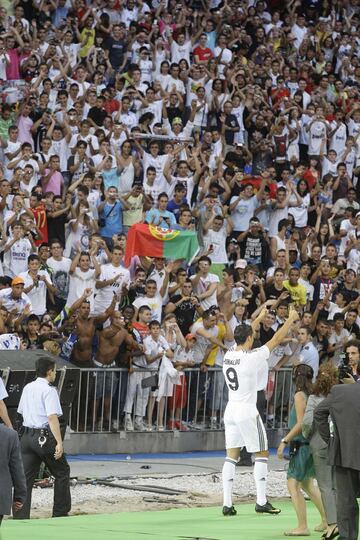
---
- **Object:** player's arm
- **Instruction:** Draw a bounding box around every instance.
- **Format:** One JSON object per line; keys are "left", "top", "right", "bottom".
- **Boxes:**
{"left": 251, "top": 307, "right": 268, "bottom": 333}
{"left": 196, "top": 328, "right": 227, "bottom": 351}
{"left": 266, "top": 307, "right": 299, "bottom": 352}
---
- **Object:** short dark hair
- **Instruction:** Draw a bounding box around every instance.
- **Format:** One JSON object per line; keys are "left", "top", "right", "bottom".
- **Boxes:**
{"left": 35, "top": 357, "right": 56, "bottom": 378}
{"left": 234, "top": 324, "right": 253, "bottom": 345}
{"left": 149, "top": 320, "right": 160, "bottom": 328}
{"left": 345, "top": 339, "right": 360, "bottom": 354}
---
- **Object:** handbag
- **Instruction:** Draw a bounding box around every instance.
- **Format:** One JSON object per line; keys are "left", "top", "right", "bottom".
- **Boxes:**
{"left": 141, "top": 357, "right": 163, "bottom": 390}
{"left": 99, "top": 202, "right": 117, "bottom": 228}
{"left": 141, "top": 372, "right": 159, "bottom": 390}
{"left": 289, "top": 440, "right": 309, "bottom": 458}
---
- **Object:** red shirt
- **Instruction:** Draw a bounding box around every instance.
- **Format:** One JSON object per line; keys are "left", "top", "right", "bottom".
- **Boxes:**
{"left": 193, "top": 46, "right": 213, "bottom": 63}
{"left": 31, "top": 204, "right": 48, "bottom": 246}
{"left": 104, "top": 99, "right": 119, "bottom": 115}
{"left": 239, "top": 177, "right": 278, "bottom": 199}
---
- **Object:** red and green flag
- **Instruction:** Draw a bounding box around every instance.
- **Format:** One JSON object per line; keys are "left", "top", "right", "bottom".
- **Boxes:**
{"left": 124, "top": 223, "right": 199, "bottom": 266}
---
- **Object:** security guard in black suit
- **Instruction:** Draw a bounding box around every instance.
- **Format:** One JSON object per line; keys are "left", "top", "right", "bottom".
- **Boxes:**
{"left": 14, "top": 356, "right": 71, "bottom": 519}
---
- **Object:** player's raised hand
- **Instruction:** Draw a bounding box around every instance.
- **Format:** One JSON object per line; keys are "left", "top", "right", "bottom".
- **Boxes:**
{"left": 288, "top": 305, "right": 300, "bottom": 321}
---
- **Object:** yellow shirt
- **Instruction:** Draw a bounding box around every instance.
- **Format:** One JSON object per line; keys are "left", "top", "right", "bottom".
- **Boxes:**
{"left": 283, "top": 280, "right": 307, "bottom": 307}
{"left": 206, "top": 323, "right": 225, "bottom": 366}
{"left": 80, "top": 28, "right": 95, "bottom": 58}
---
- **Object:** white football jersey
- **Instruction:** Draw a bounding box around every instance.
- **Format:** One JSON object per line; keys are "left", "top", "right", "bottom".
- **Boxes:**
{"left": 223, "top": 345, "right": 269, "bottom": 404}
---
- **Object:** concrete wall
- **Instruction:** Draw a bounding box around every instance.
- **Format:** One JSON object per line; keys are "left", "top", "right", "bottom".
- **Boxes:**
{"left": 64, "top": 430, "right": 226, "bottom": 454}
{"left": 64, "top": 429, "right": 286, "bottom": 455}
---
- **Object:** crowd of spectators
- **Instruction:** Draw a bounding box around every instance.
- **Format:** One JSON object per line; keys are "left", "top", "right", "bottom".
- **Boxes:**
{"left": 0, "top": 0, "right": 359, "bottom": 432}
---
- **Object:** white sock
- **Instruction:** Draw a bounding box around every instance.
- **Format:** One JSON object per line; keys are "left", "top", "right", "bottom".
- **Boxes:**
{"left": 254, "top": 457, "right": 268, "bottom": 506}
{"left": 222, "top": 458, "right": 237, "bottom": 507}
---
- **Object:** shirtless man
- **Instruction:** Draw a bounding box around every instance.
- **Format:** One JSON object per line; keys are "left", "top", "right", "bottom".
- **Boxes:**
{"left": 217, "top": 269, "right": 235, "bottom": 320}
{"left": 94, "top": 311, "right": 138, "bottom": 428}
{"left": 71, "top": 289, "right": 118, "bottom": 368}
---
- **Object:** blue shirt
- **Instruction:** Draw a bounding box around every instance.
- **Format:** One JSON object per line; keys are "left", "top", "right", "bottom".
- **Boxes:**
{"left": 103, "top": 168, "right": 120, "bottom": 190}
{"left": 100, "top": 201, "right": 123, "bottom": 237}
{"left": 299, "top": 342, "right": 319, "bottom": 380}
{"left": 167, "top": 198, "right": 186, "bottom": 220}
{"left": 145, "top": 208, "right": 177, "bottom": 229}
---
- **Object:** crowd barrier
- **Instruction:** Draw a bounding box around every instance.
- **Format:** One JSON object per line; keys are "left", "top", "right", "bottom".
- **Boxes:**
{"left": 69, "top": 367, "right": 294, "bottom": 434}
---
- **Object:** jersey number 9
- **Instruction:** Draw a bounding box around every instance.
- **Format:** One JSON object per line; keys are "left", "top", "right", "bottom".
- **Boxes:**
{"left": 225, "top": 368, "right": 239, "bottom": 391}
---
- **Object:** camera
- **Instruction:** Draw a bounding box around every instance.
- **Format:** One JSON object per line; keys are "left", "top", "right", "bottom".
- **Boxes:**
{"left": 338, "top": 351, "right": 353, "bottom": 382}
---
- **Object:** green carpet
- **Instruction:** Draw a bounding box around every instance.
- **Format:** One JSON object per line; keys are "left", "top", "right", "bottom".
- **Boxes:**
{"left": 1, "top": 503, "right": 335, "bottom": 540}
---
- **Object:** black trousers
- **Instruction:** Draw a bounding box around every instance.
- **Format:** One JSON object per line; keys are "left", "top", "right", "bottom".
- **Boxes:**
{"left": 14, "top": 429, "right": 71, "bottom": 519}
{"left": 336, "top": 466, "right": 360, "bottom": 540}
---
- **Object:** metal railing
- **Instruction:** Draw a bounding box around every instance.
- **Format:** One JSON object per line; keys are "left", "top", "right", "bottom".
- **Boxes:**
{"left": 69, "top": 367, "right": 294, "bottom": 433}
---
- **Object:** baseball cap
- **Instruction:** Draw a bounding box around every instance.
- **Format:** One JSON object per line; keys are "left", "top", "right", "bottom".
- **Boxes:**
{"left": 235, "top": 259, "right": 247, "bottom": 269}
{"left": 11, "top": 276, "right": 25, "bottom": 286}
{"left": 172, "top": 117, "right": 183, "bottom": 126}
{"left": 185, "top": 333, "right": 197, "bottom": 341}
{"left": 356, "top": 211, "right": 360, "bottom": 218}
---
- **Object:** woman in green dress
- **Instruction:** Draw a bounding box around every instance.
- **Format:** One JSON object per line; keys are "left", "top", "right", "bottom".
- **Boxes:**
{"left": 277, "top": 364, "right": 326, "bottom": 537}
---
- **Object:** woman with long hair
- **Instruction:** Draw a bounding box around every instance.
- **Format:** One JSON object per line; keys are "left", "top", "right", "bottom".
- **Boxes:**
{"left": 277, "top": 364, "right": 327, "bottom": 536}
{"left": 302, "top": 363, "right": 339, "bottom": 540}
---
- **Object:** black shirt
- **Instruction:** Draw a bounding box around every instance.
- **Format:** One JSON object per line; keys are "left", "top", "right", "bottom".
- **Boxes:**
{"left": 169, "top": 294, "right": 196, "bottom": 335}
{"left": 105, "top": 37, "right": 127, "bottom": 69}
{"left": 265, "top": 284, "right": 286, "bottom": 301}
{"left": 88, "top": 106, "right": 107, "bottom": 127}
{"left": 259, "top": 324, "right": 274, "bottom": 345}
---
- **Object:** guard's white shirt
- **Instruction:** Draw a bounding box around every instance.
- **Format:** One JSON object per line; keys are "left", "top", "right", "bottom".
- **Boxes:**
{"left": 18, "top": 377, "right": 62, "bottom": 428}
{"left": 0, "top": 377, "right": 8, "bottom": 400}
{"left": 223, "top": 345, "right": 269, "bottom": 405}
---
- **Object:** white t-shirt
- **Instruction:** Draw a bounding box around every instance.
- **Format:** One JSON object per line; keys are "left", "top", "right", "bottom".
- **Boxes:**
{"left": 142, "top": 151, "right": 169, "bottom": 186}
{"left": 133, "top": 293, "right": 163, "bottom": 322}
{"left": 0, "top": 333, "right": 21, "bottom": 351}
{"left": 230, "top": 195, "right": 259, "bottom": 232}
{"left": 66, "top": 267, "right": 97, "bottom": 311}
{"left": 18, "top": 270, "right": 51, "bottom": 316}
{"left": 47, "top": 256, "right": 72, "bottom": 300}
{"left": 93, "top": 264, "right": 130, "bottom": 314}
{"left": 190, "top": 272, "right": 219, "bottom": 310}
{"left": 3, "top": 238, "right": 32, "bottom": 277}
{"left": 223, "top": 345, "right": 269, "bottom": 407}
{"left": 329, "top": 122, "right": 347, "bottom": 155}
{"left": 0, "top": 377, "right": 8, "bottom": 399}
{"left": 339, "top": 218, "right": 356, "bottom": 255}
{"left": 308, "top": 121, "right": 328, "bottom": 155}
{"left": 289, "top": 193, "right": 310, "bottom": 228}
{"left": 203, "top": 226, "right": 228, "bottom": 264}
{"left": 0, "top": 287, "right": 32, "bottom": 314}
{"left": 214, "top": 46, "right": 232, "bottom": 78}
{"left": 0, "top": 52, "right": 10, "bottom": 80}
{"left": 143, "top": 334, "right": 170, "bottom": 370}
{"left": 171, "top": 40, "right": 192, "bottom": 64}
{"left": 190, "top": 319, "right": 220, "bottom": 364}
{"left": 4, "top": 141, "right": 22, "bottom": 179}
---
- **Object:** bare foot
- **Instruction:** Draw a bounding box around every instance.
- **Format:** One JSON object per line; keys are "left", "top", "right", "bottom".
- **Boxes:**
{"left": 284, "top": 528, "right": 310, "bottom": 536}
{"left": 314, "top": 522, "right": 327, "bottom": 532}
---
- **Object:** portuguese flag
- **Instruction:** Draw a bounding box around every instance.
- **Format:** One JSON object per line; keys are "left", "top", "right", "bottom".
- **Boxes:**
{"left": 124, "top": 223, "right": 199, "bottom": 266}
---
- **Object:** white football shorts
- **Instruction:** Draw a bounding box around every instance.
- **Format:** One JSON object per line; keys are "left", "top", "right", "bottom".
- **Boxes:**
{"left": 224, "top": 402, "right": 268, "bottom": 452}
